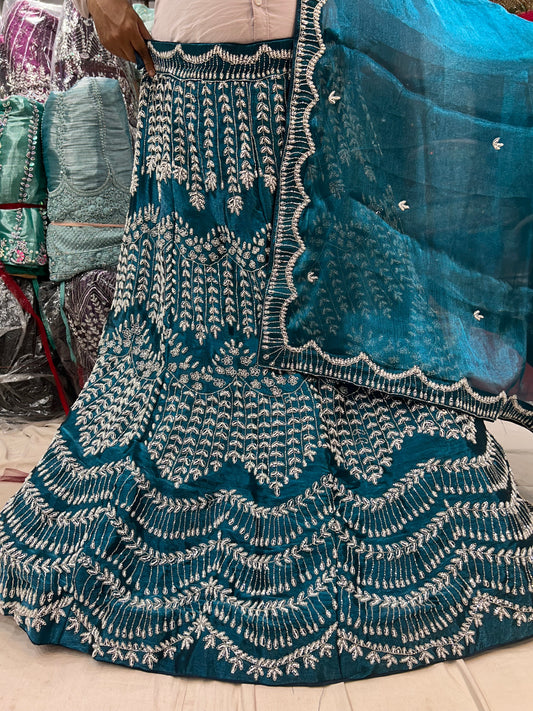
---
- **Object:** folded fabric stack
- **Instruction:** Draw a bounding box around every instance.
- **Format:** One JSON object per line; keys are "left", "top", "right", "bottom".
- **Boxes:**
{"left": 36, "top": 279, "right": 82, "bottom": 393}
{"left": 36, "top": 269, "right": 117, "bottom": 397}
{"left": 30, "top": 76, "right": 132, "bottom": 399}
{"left": 0, "top": 2, "right": 148, "bottom": 421}
{"left": 50, "top": 0, "right": 144, "bottom": 133}
{"left": 0, "top": 0, "right": 155, "bottom": 124}
{"left": 0, "top": 69, "right": 71, "bottom": 420}
{"left": 43, "top": 76, "right": 133, "bottom": 282}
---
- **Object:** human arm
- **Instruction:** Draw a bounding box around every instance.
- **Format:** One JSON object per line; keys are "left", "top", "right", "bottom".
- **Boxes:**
{"left": 85, "top": 0, "right": 155, "bottom": 76}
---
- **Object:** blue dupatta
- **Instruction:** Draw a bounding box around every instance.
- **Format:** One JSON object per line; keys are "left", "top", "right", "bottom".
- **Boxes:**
{"left": 260, "top": 0, "right": 533, "bottom": 430}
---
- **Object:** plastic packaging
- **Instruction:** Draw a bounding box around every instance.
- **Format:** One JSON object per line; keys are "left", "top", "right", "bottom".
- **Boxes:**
{"left": 37, "top": 279, "right": 82, "bottom": 396}
{"left": 36, "top": 272, "right": 117, "bottom": 396}
{"left": 62, "top": 269, "right": 116, "bottom": 385}
{"left": 1, "top": 0, "right": 61, "bottom": 102}
{"left": 0, "top": 274, "right": 68, "bottom": 422}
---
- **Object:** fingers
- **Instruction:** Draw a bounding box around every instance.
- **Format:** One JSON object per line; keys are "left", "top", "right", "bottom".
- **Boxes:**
{"left": 88, "top": 0, "right": 156, "bottom": 77}
{"left": 133, "top": 21, "right": 156, "bottom": 77}
{"left": 138, "top": 20, "right": 152, "bottom": 41}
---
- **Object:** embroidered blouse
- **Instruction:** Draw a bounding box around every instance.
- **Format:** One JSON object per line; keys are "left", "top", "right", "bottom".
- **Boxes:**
{"left": 42, "top": 77, "right": 133, "bottom": 281}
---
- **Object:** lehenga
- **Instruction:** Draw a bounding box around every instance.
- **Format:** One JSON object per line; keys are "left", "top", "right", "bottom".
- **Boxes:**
{"left": 0, "top": 33, "right": 532, "bottom": 685}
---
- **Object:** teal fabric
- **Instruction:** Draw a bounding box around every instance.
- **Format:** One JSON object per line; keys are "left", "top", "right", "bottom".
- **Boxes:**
{"left": 42, "top": 77, "right": 133, "bottom": 281}
{"left": 44, "top": 224, "right": 125, "bottom": 283}
{"left": 132, "top": 3, "right": 154, "bottom": 32}
{"left": 0, "top": 96, "right": 47, "bottom": 275}
{"left": 260, "top": 0, "right": 533, "bottom": 430}
{"left": 0, "top": 207, "right": 47, "bottom": 275}
{"left": 0, "top": 97, "right": 46, "bottom": 204}
{"left": 0, "top": 38, "right": 532, "bottom": 685}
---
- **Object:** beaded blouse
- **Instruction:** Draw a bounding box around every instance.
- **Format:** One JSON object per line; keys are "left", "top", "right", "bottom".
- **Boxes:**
{"left": 0, "top": 95, "right": 47, "bottom": 275}
{"left": 42, "top": 77, "right": 133, "bottom": 281}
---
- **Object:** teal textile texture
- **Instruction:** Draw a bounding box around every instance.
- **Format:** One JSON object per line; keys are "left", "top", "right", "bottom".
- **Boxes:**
{"left": 42, "top": 77, "right": 133, "bottom": 281}
{"left": 0, "top": 39, "right": 532, "bottom": 685}
{"left": 260, "top": 0, "right": 533, "bottom": 429}
{"left": 0, "top": 95, "right": 47, "bottom": 275}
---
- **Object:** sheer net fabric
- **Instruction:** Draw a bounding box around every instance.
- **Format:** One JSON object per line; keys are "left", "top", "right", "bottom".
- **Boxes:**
{"left": 259, "top": 0, "right": 533, "bottom": 429}
{"left": 0, "top": 277, "right": 64, "bottom": 420}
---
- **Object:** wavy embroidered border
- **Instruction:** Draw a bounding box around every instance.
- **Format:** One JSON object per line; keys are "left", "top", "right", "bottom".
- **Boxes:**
{"left": 258, "top": 0, "right": 533, "bottom": 431}
{"left": 148, "top": 42, "right": 293, "bottom": 65}
{"left": 2, "top": 592, "right": 532, "bottom": 683}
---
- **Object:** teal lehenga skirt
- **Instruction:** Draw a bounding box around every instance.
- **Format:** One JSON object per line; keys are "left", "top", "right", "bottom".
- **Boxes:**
{"left": 0, "top": 39, "right": 532, "bottom": 685}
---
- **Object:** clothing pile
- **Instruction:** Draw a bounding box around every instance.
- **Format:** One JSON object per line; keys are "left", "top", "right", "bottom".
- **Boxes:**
{"left": 0, "top": 0, "right": 153, "bottom": 422}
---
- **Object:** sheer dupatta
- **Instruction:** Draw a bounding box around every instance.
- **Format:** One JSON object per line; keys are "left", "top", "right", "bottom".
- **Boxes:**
{"left": 260, "top": 0, "right": 533, "bottom": 430}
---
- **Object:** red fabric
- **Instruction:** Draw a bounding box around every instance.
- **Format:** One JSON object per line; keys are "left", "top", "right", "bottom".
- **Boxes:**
{"left": 0, "top": 469, "right": 29, "bottom": 483}
{"left": 0, "top": 203, "right": 44, "bottom": 210}
{"left": 518, "top": 11, "right": 533, "bottom": 21}
{"left": 0, "top": 262, "right": 70, "bottom": 416}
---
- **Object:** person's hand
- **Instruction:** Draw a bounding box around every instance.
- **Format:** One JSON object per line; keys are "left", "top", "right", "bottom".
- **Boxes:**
{"left": 87, "top": 0, "right": 156, "bottom": 77}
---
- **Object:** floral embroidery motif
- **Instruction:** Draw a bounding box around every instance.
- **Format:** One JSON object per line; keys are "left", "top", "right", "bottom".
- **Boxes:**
{"left": 136, "top": 58, "right": 289, "bottom": 214}
{"left": 0, "top": 98, "right": 48, "bottom": 271}
{"left": 0, "top": 28, "right": 532, "bottom": 686}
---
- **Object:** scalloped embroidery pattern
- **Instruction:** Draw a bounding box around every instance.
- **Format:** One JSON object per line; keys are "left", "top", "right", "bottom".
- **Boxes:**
{"left": 0, "top": 28, "right": 532, "bottom": 684}
{"left": 1, "top": 427, "right": 533, "bottom": 682}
